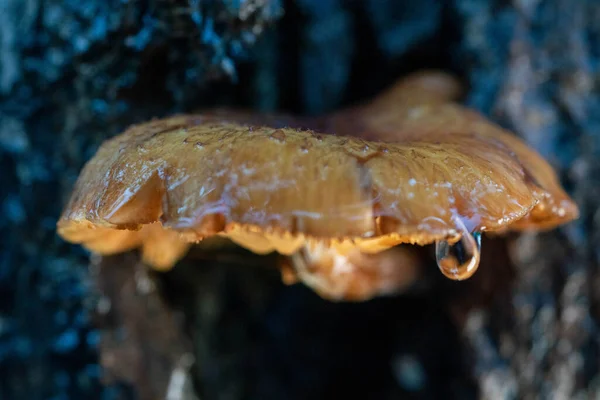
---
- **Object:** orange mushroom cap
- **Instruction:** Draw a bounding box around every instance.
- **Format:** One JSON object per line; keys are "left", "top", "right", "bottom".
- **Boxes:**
{"left": 57, "top": 71, "right": 578, "bottom": 300}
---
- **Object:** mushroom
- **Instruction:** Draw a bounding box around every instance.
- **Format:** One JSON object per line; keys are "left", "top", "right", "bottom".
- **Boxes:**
{"left": 57, "top": 71, "right": 578, "bottom": 301}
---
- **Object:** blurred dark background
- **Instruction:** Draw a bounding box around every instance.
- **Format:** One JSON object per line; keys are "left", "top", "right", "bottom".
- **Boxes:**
{"left": 1, "top": 0, "right": 599, "bottom": 399}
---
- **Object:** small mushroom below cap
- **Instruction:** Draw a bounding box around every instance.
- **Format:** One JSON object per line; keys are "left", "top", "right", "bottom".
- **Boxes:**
{"left": 57, "top": 71, "right": 578, "bottom": 301}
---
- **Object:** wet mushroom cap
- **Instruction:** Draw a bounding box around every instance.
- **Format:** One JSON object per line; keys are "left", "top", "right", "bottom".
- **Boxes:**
{"left": 322, "top": 71, "right": 578, "bottom": 230}
{"left": 57, "top": 71, "right": 578, "bottom": 277}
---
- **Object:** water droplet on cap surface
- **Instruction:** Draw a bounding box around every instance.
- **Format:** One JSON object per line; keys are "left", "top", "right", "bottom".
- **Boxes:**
{"left": 435, "top": 221, "right": 482, "bottom": 280}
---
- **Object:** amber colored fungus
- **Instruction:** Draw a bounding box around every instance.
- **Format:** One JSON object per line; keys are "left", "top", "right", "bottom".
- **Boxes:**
{"left": 57, "top": 71, "right": 578, "bottom": 300}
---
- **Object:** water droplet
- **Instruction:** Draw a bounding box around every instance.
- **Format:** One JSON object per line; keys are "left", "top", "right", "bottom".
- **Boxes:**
{"left": 436, "top": 231, "right": 481, "bottom": 280}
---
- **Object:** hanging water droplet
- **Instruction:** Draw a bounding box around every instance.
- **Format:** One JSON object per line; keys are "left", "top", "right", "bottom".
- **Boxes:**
{"left": 436, "top": 232, "right": 482, "bottom": 280}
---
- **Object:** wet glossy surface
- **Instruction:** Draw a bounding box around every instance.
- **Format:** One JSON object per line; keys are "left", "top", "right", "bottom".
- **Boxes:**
{"left": 436, "top": 232, "right": 482, "bottom": 281}
{"left": 57, "top": 71, "right": 579, "bottom": 298}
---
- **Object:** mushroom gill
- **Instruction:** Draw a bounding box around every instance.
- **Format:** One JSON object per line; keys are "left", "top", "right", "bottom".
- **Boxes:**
{"left": 57, "top": 71, "right": 578, "bottom": 301}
